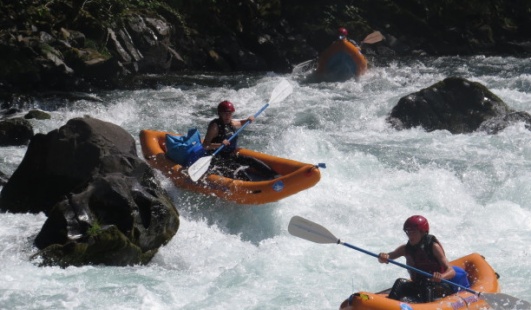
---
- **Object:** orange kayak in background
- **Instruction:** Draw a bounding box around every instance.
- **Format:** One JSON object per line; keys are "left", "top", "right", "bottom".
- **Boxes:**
{"left": 139, "top": 129, "right": 322, "bottom": 204}
{"left": 339, "top": 253, "right": 499, "bottom": 310}
{"left": 315, "top": 39, "right": 368, "bottom": 82}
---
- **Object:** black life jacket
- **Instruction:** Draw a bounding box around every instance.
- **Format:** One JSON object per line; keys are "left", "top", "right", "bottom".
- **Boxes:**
{"left": 405, "top": 234, "right": 445, "bottom": 282}
{"left": 210, "top": 118, "right": 238, "bottom": 153}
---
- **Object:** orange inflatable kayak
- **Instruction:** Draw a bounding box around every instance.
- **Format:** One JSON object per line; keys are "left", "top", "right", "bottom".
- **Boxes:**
{"left": 339, "top": 253, "right": 499, "bottom": 310}
{"left": 139, "top": 129, "right": 322, "bottom": 204}
{"left": 316, "top": 39, "right": 368, "bottom": 82}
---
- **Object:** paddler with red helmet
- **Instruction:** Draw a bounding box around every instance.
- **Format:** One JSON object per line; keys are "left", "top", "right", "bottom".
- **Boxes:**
{"left": 202, "top": 100, "right": 277, "bottom": 180}
{"left": 203, "top": 100, "right": 246, "bottom": 154}
{"left": 337, "top": 27, "right": 360, "bottom": 48}
{"left": 377, "top": 215, "right": 469, "bottom": 303}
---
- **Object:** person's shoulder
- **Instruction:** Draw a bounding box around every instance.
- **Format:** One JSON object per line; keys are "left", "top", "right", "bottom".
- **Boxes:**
{"left": 396, "top": 244, "right": 407, "bottom": 252}
{"left": 207, "top": 119, "right": 219, "bottom": 128}
{"left": 431, "top": 239, "right": 445, "bottom": 254}
{"left": 428, "top": 234, "right": 441, "bottom": 244}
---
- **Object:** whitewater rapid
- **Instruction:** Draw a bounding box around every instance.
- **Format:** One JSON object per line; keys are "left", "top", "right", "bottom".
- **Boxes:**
{"left": 0, "top": 55, "right": 530, "bottom": 309}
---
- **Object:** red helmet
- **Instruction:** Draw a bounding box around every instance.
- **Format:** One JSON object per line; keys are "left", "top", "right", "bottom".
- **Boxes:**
{"left": 403, "top": 215, "right": 429, "bottom": 233}
{"left": 217, "top": 100, "right": 235, "bottom": 113}
{"left": 338, "top": 27, "right": 348, "bottom": 37}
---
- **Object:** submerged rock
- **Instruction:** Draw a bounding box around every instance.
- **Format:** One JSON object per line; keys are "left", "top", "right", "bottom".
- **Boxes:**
{"left": 478, "top": 111, "right": 531, "bottom": 134}
{"left": 24, "top": 109, "right": 51, "bottom": 120}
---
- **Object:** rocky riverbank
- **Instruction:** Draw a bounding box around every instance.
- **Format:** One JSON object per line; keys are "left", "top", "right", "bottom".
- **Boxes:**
{"left": 1, "top": 0, "right": 530, "bottom": 101}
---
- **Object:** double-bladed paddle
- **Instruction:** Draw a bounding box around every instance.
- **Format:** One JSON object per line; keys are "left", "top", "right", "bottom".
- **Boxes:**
{"left": 188, "top": 79, "right": 293, "bottom": 182}
{"left": 288, "top": 215, "right": 531, "bottom": 310}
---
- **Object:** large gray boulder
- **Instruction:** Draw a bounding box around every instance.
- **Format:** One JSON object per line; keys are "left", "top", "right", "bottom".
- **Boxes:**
{"left": 386, "top": 77, "right": 523, "bottom": 134}
{"left": 0, "top": 116, "right": 179, "bottom": 267}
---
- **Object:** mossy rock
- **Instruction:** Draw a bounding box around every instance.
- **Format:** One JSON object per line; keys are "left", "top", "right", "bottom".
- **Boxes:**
{"left": 33, "top": 225, "right": 156, "bottom": 267}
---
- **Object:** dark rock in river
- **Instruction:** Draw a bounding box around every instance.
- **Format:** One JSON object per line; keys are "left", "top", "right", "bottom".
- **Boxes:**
{"left": 387, "top": 77, "right": 513, "bottom": 134}
{"left": 0, "top": 116, "right": 179, "bottom": 267}
{"left": 0, "top": 117, "right": 34, "bottom": 146}
{"left": 24, "top": 109, "right": 51, "bottom": 120}
{"left": 478, "top": 111, "right": 531, "bottom": 134}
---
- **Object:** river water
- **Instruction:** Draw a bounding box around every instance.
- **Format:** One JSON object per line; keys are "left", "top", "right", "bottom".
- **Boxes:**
{"left": 0, "top": 55, "right": 530, "bottom": 309}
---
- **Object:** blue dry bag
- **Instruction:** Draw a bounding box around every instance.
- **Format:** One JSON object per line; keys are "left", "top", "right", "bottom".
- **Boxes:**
{"left": 165, "top": 128, "right": 205, "bottom": 166}
{"left": 450, "top": 266, "right": 471, "bottom": 292}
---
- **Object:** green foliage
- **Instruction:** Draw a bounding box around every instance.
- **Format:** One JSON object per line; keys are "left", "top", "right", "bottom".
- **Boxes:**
{"left": 84, "top": 38, "right": 111, "bottom": 58}
{"left": 87, "top": 221, "right": 102, "bottom": 237}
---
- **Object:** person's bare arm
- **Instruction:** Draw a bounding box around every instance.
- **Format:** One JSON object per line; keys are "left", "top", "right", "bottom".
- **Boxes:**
{"left": 236, "top": 116, "right": 254, "bottom": 127}
{"left": 431, "top": 243, "right": 456, "bottom": 282}
{"left": 378, "top": 244, "right": 406, "bottom": 263}
{"left": 202, "top": 122, "right": 222, "bottom": 151}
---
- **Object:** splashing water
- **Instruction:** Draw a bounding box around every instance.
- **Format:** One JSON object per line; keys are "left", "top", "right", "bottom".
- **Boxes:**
{"left": 1, "top": 56, "right": 530, "bottom": 309}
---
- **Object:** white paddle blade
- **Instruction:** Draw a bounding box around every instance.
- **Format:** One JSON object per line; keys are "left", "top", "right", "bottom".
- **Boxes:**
{"left": 269, "top": 79, "right": 293, "bottom": 104}
{"left": 292, "top": 59, "right": 316, "bottom": 74}
{"left": 482, "top": 293, "right": 531, "bottom": 310}
{"left": 188, "top": 155, "right": 213, "bottom": 182}
{"left": 288, "top": 216, "right": 339, "bottom": 244}
{"left": 362, "top": 31, "right": 384, "bottom": 44}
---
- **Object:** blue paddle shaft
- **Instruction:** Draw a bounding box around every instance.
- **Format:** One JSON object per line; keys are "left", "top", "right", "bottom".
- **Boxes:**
{"left": 340, "top": 241, "right": 477, "bottom": 295}
{"left": 212, "top": 103, "right": 269, "bottom": 156}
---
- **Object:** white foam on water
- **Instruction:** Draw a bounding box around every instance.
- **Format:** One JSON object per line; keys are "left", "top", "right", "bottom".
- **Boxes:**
{"left": 1, "top": 57, "right": 530, "bottom": 309}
